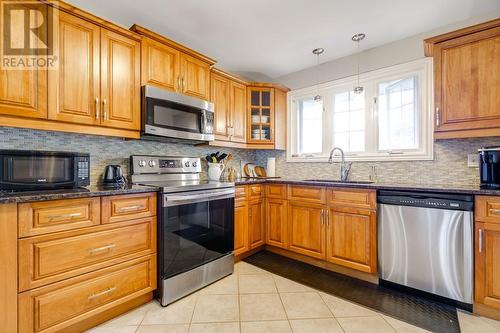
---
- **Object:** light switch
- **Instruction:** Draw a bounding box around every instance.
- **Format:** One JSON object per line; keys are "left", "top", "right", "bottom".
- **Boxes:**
{"left": 468, "top": 154, "right": 479, "bottom": 168}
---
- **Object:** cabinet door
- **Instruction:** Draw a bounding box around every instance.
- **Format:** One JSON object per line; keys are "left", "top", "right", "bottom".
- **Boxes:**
{"left": 266, "top": 198, "right": 287, "bottom": 249}
{"left": 0, "top": 2, "right": 47, "bottom": 119}
{"left": 49, "top": 12, "right": 100, "bottom": 125}
{"left": 141, "top": 37, "right": 180, "bottom": 92}
{"left": 287, "top": 201, "right": 325, "bottom": 259}
{"left": 248, "top": 200, "right": 265, "bottom": 249}
{"left": 234, "top": 202, "right": 249, "bottom": 256}
{"left": 230, "top": 80, "right": 247, "bottom": 143}
{"left": 326, "top": 206, "right": 377, "bottom": 273}
{"left": 475, "top": 222, "right": 500, "bottom": 309}
{"left": 180, "top": 54, "right": 210, "bottom": 100}
{"left": 247, "top": 87, "right": 274, "bottom": 144}
{"left": 210, "top": 73, "right": 230, "bottom": 141}
{"left": 100, "top": 29, "right": 140, "bottom": 130}
{"left": 434, "top": 27, "right": 500, "bottom": 134}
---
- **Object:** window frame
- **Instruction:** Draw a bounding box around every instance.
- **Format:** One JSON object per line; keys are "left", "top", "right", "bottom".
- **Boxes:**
{"left": 287, "top": 58, "right": 433, "bottom": 162}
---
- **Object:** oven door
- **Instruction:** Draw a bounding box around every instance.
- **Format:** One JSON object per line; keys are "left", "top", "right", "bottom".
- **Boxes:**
{"left": 0, "top": 154, "right": 76, "bottom": 190}
{"left": 160, "top": 188, "right": 234, "bottom": 279}
{"left": 143, "top": 86, "right": 214, "bottom": 141}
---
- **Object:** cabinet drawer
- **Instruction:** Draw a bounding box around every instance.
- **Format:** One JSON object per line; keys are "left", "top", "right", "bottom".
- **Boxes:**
{"left": 19, "top": 218, "right": 156, "bottom": 291}
{"left": 19, "top": 255, "right": 156, "bottom": 333}
{"left": 328, "top": 188, "right": 376, "bottom": 209}
{"left": 235, "top": 186, "right": 248, "bottom": 200}
{"left": 19, "top": 198, "right": 100, "bottom": 237}
{"left": 102, "top": 193, "right": 156, "bottom": 224}
{"left": 288, "top": 185, "right": 326, "bottom": 203}
{"left": 476, "top": 196, "right": 500, "bottom": 223}
{"left": 248, "top": 184, "right": 264, "bottom": 200}
{"left": 266, "top": 184, "right": 287, "bottom": 199}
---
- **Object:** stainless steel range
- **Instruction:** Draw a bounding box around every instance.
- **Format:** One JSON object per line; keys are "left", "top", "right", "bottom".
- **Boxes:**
{"left": 130, "top": 155, "right": 235, "bottom": 306}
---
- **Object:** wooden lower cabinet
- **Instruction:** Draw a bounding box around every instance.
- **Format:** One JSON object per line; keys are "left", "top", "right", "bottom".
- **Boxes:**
{"left": 287, "top": 201, "right": 326, "bottom": 259}
{"left": 248, "top": 199, "right": 265, "bottom": 249}
{"left": 266, "top": 198, "right": 287, "bottom": 248}
{"left": 234, "top": 202, "right": 249, "bottom": 256}
{"left": 475, "top": 222, "right": 500, "bottom": 313}
{"left": 18, "top": 255, "right": 156, "bottom": 333}
{"left": 326, "top": 206, "right": 377, "bottom": 273}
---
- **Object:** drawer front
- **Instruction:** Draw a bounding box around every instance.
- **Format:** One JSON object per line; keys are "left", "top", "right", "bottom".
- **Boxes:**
{"left": 102, "top": 193, "right": 156, "bottom": 224}
{"left": 328, "top": 188, "right": 376, "bottom": 209}
{"left": 19, "top": 218, "right": 156, "bottom": 291}
{"left": 235, "top": 186, "right": 248, "bottom": 201}
{"left": 19, "top": 255, "right": 156, "bottom": 333}
{"left": 248, "top": 184, "right": 264, "bottom": 200}
{"left": 288, "top": 185, "right": 326, "bottom": 203}
{"left": 476, "top": 196, "right": 500, "bottom": 223}
{"left": 266, "top": 184, "right": 287, "bottom": 199}
{"left": 18, "top": 198, "right": 100, "bottom": 237}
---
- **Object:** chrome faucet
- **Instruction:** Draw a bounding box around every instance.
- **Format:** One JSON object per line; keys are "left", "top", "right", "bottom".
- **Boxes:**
{"left": 328, "top": 147, "right": 352, "bottom": 182}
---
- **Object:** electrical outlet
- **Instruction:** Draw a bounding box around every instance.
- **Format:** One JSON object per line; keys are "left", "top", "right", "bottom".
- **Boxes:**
{"left": 468, "top": 154, "right": 479, "bottom": 168}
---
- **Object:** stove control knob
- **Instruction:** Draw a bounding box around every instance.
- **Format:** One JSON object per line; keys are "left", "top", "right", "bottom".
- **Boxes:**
{"left": 148, "top": 160, "right": 156, "bottom": 168}
{"left": 138, "top": 160, "right": 146, "bottom": 167}
{"left": 192, "top": 161, "right": 198, "bottom": 168}
{"left": 185, "top": 161, "right": 190, "bottom": 167}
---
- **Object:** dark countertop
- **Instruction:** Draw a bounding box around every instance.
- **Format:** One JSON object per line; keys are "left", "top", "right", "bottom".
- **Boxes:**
{"left": 235, "top": 178, "right": 500, "bottom": 196}
{"left": 0, "top": 184, "right": 159, "bottom": 204}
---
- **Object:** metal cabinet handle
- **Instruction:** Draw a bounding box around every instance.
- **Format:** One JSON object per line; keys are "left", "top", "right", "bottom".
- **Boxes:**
{"left": 89, "top": 244, "right": 116, "bottom": 255}
{"left": 88, "top": 286, "right": 116, "bottom": 300}
{"left": 47, "top": 212, "right": 82, "bottom": 221}
{"left": 321, "top": 210, "right": 324, "bottom": 225}
{"left": 479, "top": 229, "right": 484, "bottom": 253}
{"left": 102, "top": 99, "right": 108, "bottom": 120}
{"left": 435, "top": 107, "right": 440, "bottom": 127}
{"left": 182, "top": 77, "right": 186, "bottom": 92}
{"left": 95, "top": 97, "right": 100, "bottom": 120}
{"left": 489, "top": 208, "right": 500, "bottom": 215}
{"left": 177, "top": 75, "right": 181, "bottom": 91}
{"left": 326, "top": 210, "right": 329, "bottom": 226}
{"left": 118, "top": 205, "right": 145, "bottom": 213}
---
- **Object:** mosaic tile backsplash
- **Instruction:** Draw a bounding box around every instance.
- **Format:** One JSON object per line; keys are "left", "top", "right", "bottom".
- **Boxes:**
{"left": 1, "top": 127, "right": 499, "bottom": 187}
{"left": 256, "top": 137, "right": 500, "bottom": 187}
{"left": 0, "top": 127, "right": 256, "bottom": 185}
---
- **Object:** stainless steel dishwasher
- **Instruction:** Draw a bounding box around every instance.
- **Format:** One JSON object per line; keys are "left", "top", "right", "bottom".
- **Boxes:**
{"left": 377, "top": 190, "right": 474, "bottom": 308}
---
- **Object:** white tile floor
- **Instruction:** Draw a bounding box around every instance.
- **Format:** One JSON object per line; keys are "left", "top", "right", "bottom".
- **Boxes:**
{"left": 86, "top": 262, "right": 500, "bottom": 333}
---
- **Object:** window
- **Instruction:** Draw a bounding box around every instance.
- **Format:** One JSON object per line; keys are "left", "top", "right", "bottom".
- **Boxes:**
{"left": 288, "top": 58, "right": 433, "bottom": 162}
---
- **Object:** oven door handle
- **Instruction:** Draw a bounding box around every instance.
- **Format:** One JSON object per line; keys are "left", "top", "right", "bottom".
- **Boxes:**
{"left": 164, "top": 188, "right": 235, "bottom": 206}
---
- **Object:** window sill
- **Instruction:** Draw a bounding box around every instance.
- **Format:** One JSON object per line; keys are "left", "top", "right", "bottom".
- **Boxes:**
{"left": 286, "top": 152, "right": 434, "bottom": 163}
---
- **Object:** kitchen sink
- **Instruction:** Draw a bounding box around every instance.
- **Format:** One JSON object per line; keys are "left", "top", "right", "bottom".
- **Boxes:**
{"left": 302, "top": 179, "right": 374, "bottom": 184}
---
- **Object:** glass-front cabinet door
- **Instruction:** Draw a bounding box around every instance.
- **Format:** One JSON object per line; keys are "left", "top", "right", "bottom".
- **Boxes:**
{"left": 247, "top": 87, "right": 274, "bottom": 144}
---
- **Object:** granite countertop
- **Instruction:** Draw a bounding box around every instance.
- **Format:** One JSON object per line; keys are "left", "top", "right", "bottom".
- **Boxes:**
{"left": 235, "top": 178, "right": 500, "bottom": 196}
{"left": 0, "top": 184, "right": 159, "bottom": 204}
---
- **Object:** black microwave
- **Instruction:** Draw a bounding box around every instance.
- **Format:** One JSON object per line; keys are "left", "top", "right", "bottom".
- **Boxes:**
{"left": 0, "top": 150, "right": 90, "bottom": 191}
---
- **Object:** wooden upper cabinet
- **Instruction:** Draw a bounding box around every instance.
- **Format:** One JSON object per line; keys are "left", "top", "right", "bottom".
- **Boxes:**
{"left": 211, "top": 72, "right": 230, "bottom": 140}
{"left": 287, "top": 201, "right": 325, "bottom": 259}
{"left": 49, "top": 12, "right": 100, "bottom": 125}
{"left": 0, "top": 2, "right": 47, "bottom": 119}
{"left": 425, "top": 19, "right": 500, "bottom": 139}
{"left": 100, "top": 29, "right": 141, "bottom": 130}
{"left": 230, "top": 80, "right": 247, "bottom": 143}
{"left": 141, "top": 37, "right": 180, "bottom": 92}
{"left": 326, "top": 206, "right": 377, "bottom": 273}
{"left": 180, "top": 53, "right": 211, "bottom": 100}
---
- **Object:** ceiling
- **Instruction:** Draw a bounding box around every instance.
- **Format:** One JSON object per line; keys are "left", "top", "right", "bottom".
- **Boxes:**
{"left": 67, "top": 0, "right": 500, "bottom": 79}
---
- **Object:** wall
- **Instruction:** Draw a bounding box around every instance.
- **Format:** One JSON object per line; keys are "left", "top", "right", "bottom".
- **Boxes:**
{"left": 276, "top": 10, "right": 500, "bottom": 90}
{"left": 0, "top": 127, "right": 255, "bottom": 185}
{"left": 256, "top": 138, "right": 500, "bottom": 187}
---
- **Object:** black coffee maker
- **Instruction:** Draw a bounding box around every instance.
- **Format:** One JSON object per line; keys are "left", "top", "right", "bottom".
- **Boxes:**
{"left": 103, "top": 165, "right": 125, "bottom": 185}
{"left": 479, "top": 147, "right": 500, "bottom": 189}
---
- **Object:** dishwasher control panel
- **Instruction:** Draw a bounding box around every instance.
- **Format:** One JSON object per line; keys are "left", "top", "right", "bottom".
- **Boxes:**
{"left": 377, "top": 190, "right": 474, "bottom": 211}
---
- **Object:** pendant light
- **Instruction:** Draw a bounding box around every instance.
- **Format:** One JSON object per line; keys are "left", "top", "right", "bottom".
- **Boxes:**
{"left": 312, "top": 47, "right": 324, "bottom": 103}
{"left": 352, "top": 33, "right": 365, "bottom": 94}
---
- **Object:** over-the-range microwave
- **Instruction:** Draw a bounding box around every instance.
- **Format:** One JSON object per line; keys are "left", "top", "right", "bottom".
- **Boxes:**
{"left": 142, "top": 85, "right": 215, "bottom": 142}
